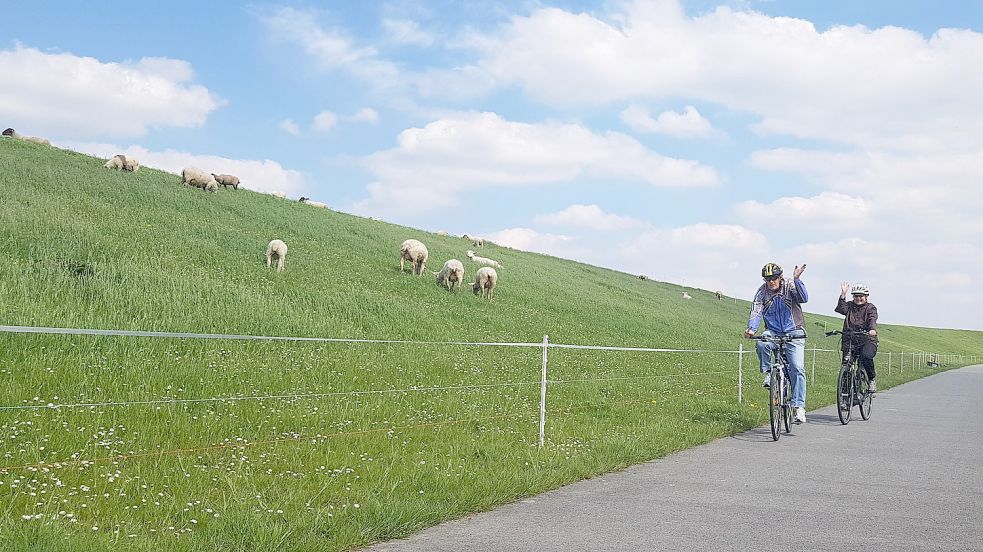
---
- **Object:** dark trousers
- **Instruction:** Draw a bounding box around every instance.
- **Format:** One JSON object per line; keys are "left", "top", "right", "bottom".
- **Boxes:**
{"left": 844, "top": 342, "right": 878, "bottom": 380}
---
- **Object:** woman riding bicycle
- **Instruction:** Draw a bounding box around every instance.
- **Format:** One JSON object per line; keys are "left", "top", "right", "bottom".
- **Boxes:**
{"left": 835, "top": 282, "right": 879, "bottom": 392}
{"left": 745, "top": 262, "right": 809, "bottom": 424}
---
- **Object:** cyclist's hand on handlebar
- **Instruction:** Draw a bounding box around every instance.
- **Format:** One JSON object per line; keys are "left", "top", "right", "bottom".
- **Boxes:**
{"left": 744, "top": 328, "right": 755, "bottom": 338}
{"left": 793, "top": 264, "right": 807, "bottom": 279}
{"left": 869, "top": 329, "right": 877, "bottom": 337}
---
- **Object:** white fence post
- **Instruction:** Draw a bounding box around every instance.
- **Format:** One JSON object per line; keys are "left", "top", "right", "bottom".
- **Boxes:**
{"left": 538, "top": 335, "right": 549, "bottom": 448}
{"left": 888, "top": 351, "right": 892, "bottom": 376}
{"left": 900, "top": 351, "right": 904, "bottom": 375}
{"left": 738, "top": 344, "right": 743, "bottom": 404}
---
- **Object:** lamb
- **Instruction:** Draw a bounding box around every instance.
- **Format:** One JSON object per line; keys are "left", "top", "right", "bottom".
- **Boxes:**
{"left": 211, "top": 173, "right": 240, "bottom": 190}
{"left": 181, "top": 167, "right": 219, "bottom": 192}
{"left": 299, "top": 197, "right": 328, "bottom": 208}
{"left": 400, "top": 239, "right": 429, "bottom": 275}
{"left": 2, "top": 128, "right": 50, "bottom": 146}
{"left": 434, "top": 259, "right": 465, "bottom": 291}
{"left": 103, "top": 154, "right": 140, "bottom": 172}
{"left": 266, "top": 239, "right": 287, "bottom": 272}
{"left": 466, "top": 250, "right": 502, "bottom": 269}
{"left": 471, "top": 267, "right": 498, "bottom": 302}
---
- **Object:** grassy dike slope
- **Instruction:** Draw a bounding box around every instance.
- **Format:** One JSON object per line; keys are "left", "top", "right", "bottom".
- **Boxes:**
{"left": 1, "top": 138, "right": 980, "bottom": 551}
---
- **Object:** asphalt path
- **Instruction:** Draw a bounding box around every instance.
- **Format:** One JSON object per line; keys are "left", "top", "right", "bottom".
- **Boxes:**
{"left": 365, "top": 365, "right": 983, "bottom": 551}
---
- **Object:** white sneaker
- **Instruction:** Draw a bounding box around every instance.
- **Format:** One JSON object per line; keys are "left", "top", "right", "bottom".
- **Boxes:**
{"left": 762, "top": 372, "right": 771, "bottom": 388}
{"left": 869, "top": 380, "right": 877, "bottom": 393}
{"left": 793, "top": 407, "right": 806, "bottom": 424}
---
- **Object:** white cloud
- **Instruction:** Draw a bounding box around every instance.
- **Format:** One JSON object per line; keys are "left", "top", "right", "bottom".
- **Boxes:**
{"left": 347, "top": 107, "right": 380, "bottom": 125}
{"left": 620, "top": 105, "right": 722, "bottom": 139}
{"left": 279, "top": 119, "right": 301, "bottom": 136}
{"left": 735, "top": 192, "right": 871, "bottom": 231}
{"left": 64, "top": 142, "right": 308, "bottom": 197}
{"left": 534, "top": 204, "right": 647, "bottom": 231}
{"left": 353, "top": 112, "right": 719, "bottom": 217}
{"left": 471, "top": 0, "right": 983, "bottom": 151}
{"left": 313, "top": 110, "right": 339, "bottom": 132}
{"left": 0, "top": 44, "right": 222, "bottom": 140}
{"left": 259, "top": 7, "right": 400, "bottom": 87}
{"left": 485, "top": 227, "right": 576, "bottom": 256}
{"left": 382, "top": 18, "right": 436, "bottom": 47}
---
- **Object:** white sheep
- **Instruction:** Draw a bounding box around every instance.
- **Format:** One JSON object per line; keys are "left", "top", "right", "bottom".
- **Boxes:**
{"left": 181, "top": 167, "right": 219, "bottom": 192}
{"left": 434, "top": 259, "right": 465, "bottom": 291}
{"left": 271, "top": 191, "right": 286, "bottom": 199}
{"left": 104, "top": 154, "right": 140, "bottom": 172}
{"left": 682, "top": 292, "right": 692, "bottom": 299}
{"left": 212, "top": 173, "right": 240, "bottom": 190}
{"left": 472, "top": 237, "right": 485, "bottom": 247}
{"left": 471, "top": 267, "right": 498, "bottom": 302}
{"left": 466, "top": 250, "right": 502, "bottom": 269}
{"left": 2, "top": 128, "right": 50, "bottom": 146}
{"left": 400, "top": 239, "right": 429, "bottom": 276}
{"left": 435, "top": 230, "right": 448, "bottom": 236}
{"left": 299, "top": 197, "right": 328, "bottom": 209}
{"left": 266, "top": 239, "right": 287, "bottom": 272}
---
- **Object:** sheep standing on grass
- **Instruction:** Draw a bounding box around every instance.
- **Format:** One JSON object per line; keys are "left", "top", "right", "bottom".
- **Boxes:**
{"left": 472, "top": 267, "right": 498, "bottom": 302}
{"left": 212, "top": 173, "right": 240, "bottom": 190}
{"left": 299, "top": 197, "right": 328, "bottom": 208}
{"left": 466, "top": 250, "right": 502, "bottom": 269}
{"left": 400, "top": 239, "right": 429, "bottom": 276}
{"left": 434, "top": 259, "right": 465, "bottom": 291}
{"left": 181, "top": 167, "right": 219, "bottom": 192}
{"left": 266, "top": 239, "right": 287, "bottom": 272}
{"left": 472, "top": 237, "right": 485, "bottom": 247}
{"left": 104, "top": 154, "right": 140, "bottom": 172}
{"left": 682, "top": 292, "right": 692, "bottom": 300}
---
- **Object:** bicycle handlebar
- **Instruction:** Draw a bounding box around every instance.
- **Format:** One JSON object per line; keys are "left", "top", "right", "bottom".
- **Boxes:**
{"left": 748, "top": 333, "right": 806, "bottom": 342}
{"left": 824, "top": 330, "right": 871, "bottom": 337}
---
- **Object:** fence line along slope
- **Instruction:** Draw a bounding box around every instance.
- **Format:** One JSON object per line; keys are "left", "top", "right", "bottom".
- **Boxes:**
{"left": 1, "top": 139, "right": 980, "bottom": 552}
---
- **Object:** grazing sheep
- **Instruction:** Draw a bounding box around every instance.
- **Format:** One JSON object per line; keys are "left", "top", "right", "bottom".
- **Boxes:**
{"left": 472, "top": 237, "right": 485, "bottom": 247}
{"left": 434, "top": 259, "right": 465, "bottom": 291}
{"left": 466, "top": 250, "right": 502, "bottom": 269}
{"left": 471, "top": 267, "right": 498, "bottom": 302}
{"left": 639, "top": 274, "right": 648, "bottom": 280}
{"left": 400, "top": 239, "right": 429, "bottom": 275}
{"left": 715, "top": 290, "right": 722, "bottom": 300}
{"left": 271, "top": 191, "right": 286, "bottom": 199}
{"left": 212, "top": 173, "right": 240, "bottom": 190}
{"left": 682, "top": 292, "right": 692, "bottom": 299}
{"left": 299, "top": 197, "right": 328, "bottom": 209}
{"left": 2, "top": 128, "right": 50, "bottom": 146}
{"left": 266, "top": 239, "right": 287, "bottom": 272}
{"left": 436, "top": 230, "right": 448, "bottom": 236}
{"left": 181, "top": 167, "right": 219, "bottom": 192}
{"left": 104, "top": 154, "right": 140, "bottom": 172}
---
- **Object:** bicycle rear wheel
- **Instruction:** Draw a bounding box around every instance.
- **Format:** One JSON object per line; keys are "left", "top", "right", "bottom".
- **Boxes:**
{"left": 837, "top": 367, "right": 853, "bottom": 425}
{"left": 768, "top": 369, "right": 781, "bottom": 441}
{"left": 857, "top": 369, "right": 873, "bottom": 420}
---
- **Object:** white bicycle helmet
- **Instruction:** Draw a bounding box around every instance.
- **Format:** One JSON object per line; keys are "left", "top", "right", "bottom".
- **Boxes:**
{"left": 850, "top": 283, "right": 870, "bottom": 296}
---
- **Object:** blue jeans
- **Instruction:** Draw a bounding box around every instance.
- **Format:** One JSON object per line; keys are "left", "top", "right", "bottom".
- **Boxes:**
{"left": 756, "top": 329, "right": 807, "bottom": 408}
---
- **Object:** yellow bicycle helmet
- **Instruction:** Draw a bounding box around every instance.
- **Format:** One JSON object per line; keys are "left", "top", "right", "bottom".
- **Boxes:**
{"left": 761, "top": 262, "right": 783, "bottom": 279}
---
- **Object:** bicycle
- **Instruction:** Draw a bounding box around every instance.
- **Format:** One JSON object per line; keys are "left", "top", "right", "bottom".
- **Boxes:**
{"left": 750, "top": 334, "right": 802, "bottom": 441}
{"left": 826, "top": 330, "right": 874, "bottom": 424}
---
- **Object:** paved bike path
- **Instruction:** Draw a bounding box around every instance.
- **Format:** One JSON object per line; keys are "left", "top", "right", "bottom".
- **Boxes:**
{"left": 365, "top": 365, "right": 983, "bottom": 551}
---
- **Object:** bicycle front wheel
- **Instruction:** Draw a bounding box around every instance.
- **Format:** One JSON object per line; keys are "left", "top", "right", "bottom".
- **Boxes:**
{"left": 858, "top": 369, "right": 873, "bottom": 420}
{"left": 837, "top": 367, "right": 853, "bottom": 425}
{"left": 782, "top": 372, "right": 792, "bottom": 433}
{"left": 769, "top": 369, "right": 781, "bottom": 441}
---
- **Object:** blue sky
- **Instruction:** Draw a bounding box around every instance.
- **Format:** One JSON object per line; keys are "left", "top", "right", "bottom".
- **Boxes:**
{"left": 3, "top": 0, "right": 982, "bottom": 331}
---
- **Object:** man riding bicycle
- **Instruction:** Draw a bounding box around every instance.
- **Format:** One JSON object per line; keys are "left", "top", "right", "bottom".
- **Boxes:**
{"left": 835, "top": 282, "right": 879, "bottom": 392}
{"left": 745, "top": 262, "right": 809, "bottom": 424}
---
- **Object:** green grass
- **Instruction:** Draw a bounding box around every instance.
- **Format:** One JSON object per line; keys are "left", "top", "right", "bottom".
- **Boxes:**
{"left": 0, "top": 138, "right": 980, "bottom": 551}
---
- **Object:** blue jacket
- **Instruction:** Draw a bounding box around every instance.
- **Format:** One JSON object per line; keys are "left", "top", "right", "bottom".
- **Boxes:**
{"left": 748, "top": 278, "right": 809, "bottom": 334}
